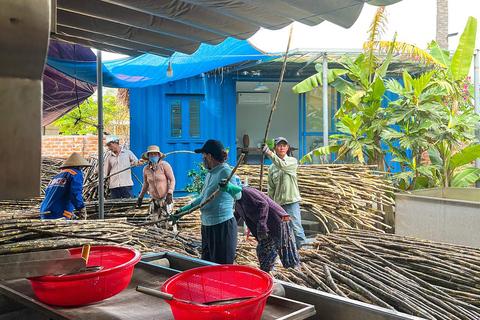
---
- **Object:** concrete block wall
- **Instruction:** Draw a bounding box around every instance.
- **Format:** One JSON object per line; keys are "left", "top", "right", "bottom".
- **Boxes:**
{"left": 42, "top": 135, "right": 129, "bottom": 159}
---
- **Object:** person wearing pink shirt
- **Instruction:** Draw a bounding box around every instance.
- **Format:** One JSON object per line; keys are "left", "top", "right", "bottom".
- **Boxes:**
{"left": 137, "top": 145, "right": 176, "bottom": 229}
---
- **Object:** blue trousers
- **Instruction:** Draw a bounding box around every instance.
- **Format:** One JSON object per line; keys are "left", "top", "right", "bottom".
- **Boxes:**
{"left": 110, "top": 186, "right": 134, "bottom": 199}
{"left": 281, "top": 202, "right": 307, "bottom": 249}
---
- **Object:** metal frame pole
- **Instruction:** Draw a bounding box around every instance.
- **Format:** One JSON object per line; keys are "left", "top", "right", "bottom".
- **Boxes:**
{"left": 97, "top": 50, "right": 105, "bottom": 218}
{"left": 474, "top": 50, "right": 480, "bottom": 188}
{"left": 322, "top": 53, "right": 330, "bottom": 163}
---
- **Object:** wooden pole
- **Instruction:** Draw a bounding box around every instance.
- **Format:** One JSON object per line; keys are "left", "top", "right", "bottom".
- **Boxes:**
{"left": 259, "top": 25, "right": 294, "bottom": 191}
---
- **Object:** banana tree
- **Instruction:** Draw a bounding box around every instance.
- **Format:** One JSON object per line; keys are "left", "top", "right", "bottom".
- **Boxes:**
{"left": 295, "top": 45, "right": 394, "bottom": 169}
{"left": 425, "top": 16, "right": 480, "bottom": 187}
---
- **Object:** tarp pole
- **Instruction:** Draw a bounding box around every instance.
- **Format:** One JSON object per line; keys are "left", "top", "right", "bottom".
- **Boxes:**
{"left": 474, "top": 50, "right": 480, "bottom": 188}
{"left": 322, "top": 53, "right": 330, "bottom": 163}
{"left": 97, "top": 50, "right": 105, "bottom": 219}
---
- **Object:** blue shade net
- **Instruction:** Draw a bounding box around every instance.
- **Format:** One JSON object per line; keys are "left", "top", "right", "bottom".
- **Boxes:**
{"left": 46, "top": 38, "right": 277, "bottom": 89}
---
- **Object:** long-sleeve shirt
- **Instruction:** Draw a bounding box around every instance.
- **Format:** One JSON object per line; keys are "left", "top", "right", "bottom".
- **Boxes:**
{"left": 267, "top": 153, "right": 302, "bottom": 205}
{"left": 234, "top": 187, "right": 289, "bottom": 239}
{"left": 40, "top": 168, "right": 85, "bottom": 220}
{"left": 190, "top": 163, "right": 241, "bottom": 226}
{"left": 139, "top": 161, "right": 175, "bottom": 199}
{"left": 104, "top": 148, "right": 140, "bottom": 188}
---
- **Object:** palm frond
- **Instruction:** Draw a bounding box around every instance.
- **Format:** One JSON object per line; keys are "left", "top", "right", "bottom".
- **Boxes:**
{"left": 365, "top": 7, "right": 388, "bottom": 48}
{"left": 364, "top": 7, "right": 388, "bottom": 80}
{"left": 364, "top": 41, "right": 447, "bottom": 69}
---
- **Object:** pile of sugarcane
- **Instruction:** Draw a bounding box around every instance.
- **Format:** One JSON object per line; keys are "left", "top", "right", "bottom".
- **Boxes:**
{"left": 82, "top": 197, "right": 201, "bottom": 227}
{"left": 40, "top": 156, "right": 108, "bottom": 201}
{"left": 0, "top": 198, "right": 42, "bottom": 212}
{"left": 41, "top": 157, "right": 65, "bottom": 194}
{"left": 0, "top": 214, "right": 202, "bottom": 257}
{"left": 82, "top": 155, "right": 111, "bottom": 201}
{"left": 261, "top": 229, "right": 480, "bottom": 319}
{"left": 237, "top": 165, "right": 395, "bottom": 233}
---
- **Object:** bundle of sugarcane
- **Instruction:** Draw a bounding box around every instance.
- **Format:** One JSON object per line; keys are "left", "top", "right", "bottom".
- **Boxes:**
{"left": 82, "top": 155, "right": 111, "bottom": 201}
{"left": 0, "top": 217, "right": 202, "bottom": 257}
{"left": 0, "top": 198, "right": 43, "bottom": 211}
{"left": 271, "top": 229, "right": 480, "bottom": 319}
{"left": 41, "top": 157, "right": 65, "bottom": 194}
{"left": 236, "top": 165, "right": 395, "bottom": 233}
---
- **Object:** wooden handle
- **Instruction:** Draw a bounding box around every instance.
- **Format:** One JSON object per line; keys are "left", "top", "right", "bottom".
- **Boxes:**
{"left": 81, "top": 244, "right": 90, "bottom": 264}
{"left": 136, "top": 286, "right": 173, "bottom": 301}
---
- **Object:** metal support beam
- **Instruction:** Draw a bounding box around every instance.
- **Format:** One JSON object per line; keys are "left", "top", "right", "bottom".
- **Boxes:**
{"left": 475, "top": 50, "right": 480, "bottom": 188}
{"left": 296, "top": 52, "right": 323, "bottom": 74}
{"left": 97, "top": 50, "right": 105, "bottom": 219}
{"left": 322, "top": 53, "right": 330, "bottom": 163}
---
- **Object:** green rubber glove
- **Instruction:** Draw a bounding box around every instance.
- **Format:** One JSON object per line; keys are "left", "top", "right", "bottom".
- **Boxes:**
{"left": 219, "top": 180, "right": 242, "bottom": 197}
{"left": 176, "top": 203, "right": 193, "bottom": 214}
{"left": 169, "top": 214, "right": 181, "bottom": 222}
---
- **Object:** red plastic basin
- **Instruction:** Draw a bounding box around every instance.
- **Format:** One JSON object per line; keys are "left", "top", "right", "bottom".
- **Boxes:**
{"left": 161, "top": 265, "right": 274, "bottom": 320}
{"left": 29, "top": 245, "right": 141, "bottom": 306}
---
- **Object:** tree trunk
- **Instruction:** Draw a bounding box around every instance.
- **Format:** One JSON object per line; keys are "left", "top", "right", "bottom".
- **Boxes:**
{"left": 436, "top": 0, "right": 449, "bottom": 50}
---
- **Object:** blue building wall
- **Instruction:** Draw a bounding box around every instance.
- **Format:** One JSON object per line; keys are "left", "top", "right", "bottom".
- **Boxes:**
{"left": 129, "top": 74, "right": 237, "bottom": 197}
{"left": 381, "top": 77, "right": 411, "bottom": 174}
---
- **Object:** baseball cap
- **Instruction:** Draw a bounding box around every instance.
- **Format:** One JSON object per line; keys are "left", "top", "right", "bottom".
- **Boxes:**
{"left": 194, "top": 139, "right": 224, "bottom": 157}
{"left": 274, "top": 137, "right": 289, "bottom": 146}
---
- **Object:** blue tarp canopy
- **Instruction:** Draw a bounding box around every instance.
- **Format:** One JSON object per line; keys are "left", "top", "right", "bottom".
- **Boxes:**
{"left": 47, "top": 38, "right": 278, "bottom": 88}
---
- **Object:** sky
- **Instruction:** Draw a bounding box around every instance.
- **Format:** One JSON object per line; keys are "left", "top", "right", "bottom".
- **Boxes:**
{"left": 248, "top": 0, "right": 480, "bottom": 53}
{"left": 101, "top": 0, "right": 480, "bottom": 61}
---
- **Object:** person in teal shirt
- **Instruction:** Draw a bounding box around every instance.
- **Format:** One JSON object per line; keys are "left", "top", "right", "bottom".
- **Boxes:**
{"left": 174, "top": 140, "right": 241, "bottom": 264}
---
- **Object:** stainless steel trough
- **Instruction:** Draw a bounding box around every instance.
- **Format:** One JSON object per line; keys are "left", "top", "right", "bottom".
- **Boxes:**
{"left": 395, "top": 187, "right": 480, "bottom": 248}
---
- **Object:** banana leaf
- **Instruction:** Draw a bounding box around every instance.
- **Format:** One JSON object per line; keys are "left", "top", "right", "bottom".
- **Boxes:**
{"left": 451, "top": 16, "right": 477, "bottom": 80}
{"left": 450, "top": 168, "right": 480, "bottom": 187}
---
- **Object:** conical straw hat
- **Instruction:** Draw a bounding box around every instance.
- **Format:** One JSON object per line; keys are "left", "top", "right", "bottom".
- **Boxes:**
{"left": 60, "top": 152, "right": 92, "bottom": 168}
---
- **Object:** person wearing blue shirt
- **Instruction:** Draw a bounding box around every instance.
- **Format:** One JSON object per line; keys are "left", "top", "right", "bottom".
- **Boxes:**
{"left": 40, "top": 152, "right": 91, "bottom": 220}
{"left": 174, "top": 140, "right": 241, "bottom": 264}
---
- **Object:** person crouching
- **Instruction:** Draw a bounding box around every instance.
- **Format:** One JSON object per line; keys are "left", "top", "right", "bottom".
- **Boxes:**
{"left": 219, "top": 181, "right": 300, "bottom": 272}
{"left": 40, "top": 152, "right": 91, "bottom": 220}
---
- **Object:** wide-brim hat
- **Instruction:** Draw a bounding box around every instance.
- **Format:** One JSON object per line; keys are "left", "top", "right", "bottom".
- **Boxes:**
{"left": 142, "top": 145, "right": 166, "bottom": 161}
{"left": 60, "top": 152, "right": 92, "bottom": 168}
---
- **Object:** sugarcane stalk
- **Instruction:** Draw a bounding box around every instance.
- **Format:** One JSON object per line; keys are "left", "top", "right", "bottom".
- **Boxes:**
{"left": 258, "top": 25, "right": 294, "bottom": 192}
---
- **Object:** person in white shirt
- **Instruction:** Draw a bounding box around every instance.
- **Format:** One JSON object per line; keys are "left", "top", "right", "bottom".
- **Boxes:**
{"left": 104, "top": 135, "right": 144, "bottom": 199}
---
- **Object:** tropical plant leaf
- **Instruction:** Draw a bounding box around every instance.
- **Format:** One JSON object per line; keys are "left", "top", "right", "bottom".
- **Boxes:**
{"left": 365, "top": 76, "right": 387, "bottom": 102}
{"left": 364, "top": 41, "right": 447, "bottom": 69}
{"left": 300, "top": 145, "right": 340, "bottom": 164}
{"left": 414, "top": 176, "right": 431, "bottom": 189}
{"left": 410, "top": 70, "right": 435, "bottom": 98}
{"left": 330, "top": 77, "right": 356, "bottom": 95}
{"left": 450, "top": 168, "right": 480, "bottom": 187}
{"left": 343, "top": 55, "right": 369, "bottom": 88}
{"left": 451, "top": 16, "right": 477, "bottom": 80}
{"left": 429, "top": 40, "right": 451, "bottom": 69}
{"left": 426, "top": 148, "right": 442, "bottom": 166}
{"left": 385, "top": 78, "right": 404, "bottom": 95}
{"left": 300, "top": 153, "right": 313, "bottom": 164}
{"left": 450, "top": 143, "right": 480, "bottom": 169}
{"left": 292, "top": 69, "right": 347, "bottom": 94}
{"left": 376, "top": 33, "right": 397, "bottom": 78}
{"left": 417, "top": 164, "right": 436, "bottom": 177}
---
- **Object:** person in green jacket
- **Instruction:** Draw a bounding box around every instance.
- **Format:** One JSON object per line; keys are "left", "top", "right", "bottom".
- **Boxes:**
{"left": 262, "top": 137, "right": 307, "bottom": 249}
